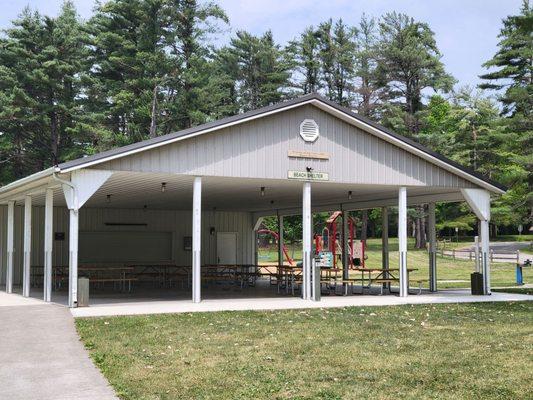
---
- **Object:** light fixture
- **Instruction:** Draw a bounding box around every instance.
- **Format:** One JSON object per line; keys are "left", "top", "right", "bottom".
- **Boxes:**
{"left": 106, "top": 194, "right": 111, "bottom": 203}
{"left": 161, "top": 182, "right": 166, "bottom": 193}
{"left": 260, "top": 186, "right": 265, "bottom": 197}
{"left": 348, "top": 191, "right": 353, "bottom": 200}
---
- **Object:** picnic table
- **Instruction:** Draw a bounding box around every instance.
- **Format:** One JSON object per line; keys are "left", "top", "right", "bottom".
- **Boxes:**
{"left": 202, "top": 264, "right": 259, "bottom": 288}
{"left": 277, "top": 265, "right": 302, "bottom": 295}
{"left": 276, "top": 266, "right": 344, "bottom": 295}
{"left": 344, "top": 267, "right": 419, "bottom": 295}
{"left": 127, "top": 264, "right": 191, "bottom": 288}
{"left": 52, "top": 265, "right": 136, "bottom": 292}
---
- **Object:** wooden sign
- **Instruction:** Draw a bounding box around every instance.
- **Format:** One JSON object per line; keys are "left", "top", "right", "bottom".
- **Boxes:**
{"left": 288, "top": 170, "right": 329, "bottom": 181}
{"left": 288, "top": 150, "right": 329, "bottom": 160}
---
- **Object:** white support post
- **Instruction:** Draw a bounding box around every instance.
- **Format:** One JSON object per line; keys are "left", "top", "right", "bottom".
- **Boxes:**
{"left": 480, "top": 220, "right": 491, "bottom": 294}
{"left": 428, "top": 202, "right": 437, "bottom": 292}
{"left": 61, "top": 169, "right": 112, "bottom": 308}
{"left": 22, "top": 195, "right": 32, "bottom": 297}
{"left": 342, "top": 209, "right": 349, "bottom": 280}
{"left": 381, "top": 207, "right": 389, "bottom": 271}
{"left": 253, "top": 230, "right": 258, "bottom": 266}
{"left": 382, "top": 207, "right": 390, "bottom": 291}
{"left": 6, "top": 201, "right": 14, "bottom": 294}
{"left": 398, "top": 187, "right": 408, "bottom": 297}
{"left": 302, "top": 182, "right": 312, "bottom": 300}
{"left": 474, "top": 235, "right": 480, "bottom": 273}
{"left": 192, "top": 177, "right": 202, "bottom": 303}
{"left": 68, "top": 209, "right": 79, "bottom": 307}
{"left": 44, "top": 189, "right": 53, "bottom": 302}
{"left": 277, "top": 214, "right": 284, "bottom": 266}
{"left": 252, "top": 216, "right": 263, "bottom": 266}
{"left": 461, "top": 189, "right": 491, "bottom": 295}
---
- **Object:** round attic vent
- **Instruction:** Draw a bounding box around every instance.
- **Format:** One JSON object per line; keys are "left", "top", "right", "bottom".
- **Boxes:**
{"left": 299, "top": 119, "right": 319, "bottom": 142}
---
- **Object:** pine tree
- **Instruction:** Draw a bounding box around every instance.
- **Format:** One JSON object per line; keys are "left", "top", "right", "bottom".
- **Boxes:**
{"left": 479, "top": 0, "right": 533, "bottom": 227}
{"left": 87, "top": 0, "right": 168, "bottom": 146}
{"left": 316, "top": 19, "right": 357, "bottom": 106}
{"left": 162, "top": 0, "right": 228, "bottom": 131}
{"left": 228, "top": 30, "right": 290, "bottom": 111}
{"left": 377, "top": 12, "right": 455, "bottom": 137}
{"left": 0, "top": 1, "right": 89, "bottom": 183}
{"left": 286, "top": 27, "right": 321, "bottom": 94}
{"left": 87, "top": 0, "right": 227, "bottom": 148}
{"left": 203, "top": 47, "right": 240, "bottom": 119}
{"left": 353, "top": 14, "right": 383, "bottom": 118}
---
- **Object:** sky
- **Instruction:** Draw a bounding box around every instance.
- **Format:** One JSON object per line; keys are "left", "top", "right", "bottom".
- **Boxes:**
{"left": 0, "top": 0, "right": 523, "bottom": 89}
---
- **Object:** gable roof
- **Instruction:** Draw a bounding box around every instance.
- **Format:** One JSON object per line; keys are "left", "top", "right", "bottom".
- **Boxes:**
{"left": 58, "top": 93, "right": 505, "bottom": 193}
{"left": 0, "top": 93, "right": 505, "bottom": 197}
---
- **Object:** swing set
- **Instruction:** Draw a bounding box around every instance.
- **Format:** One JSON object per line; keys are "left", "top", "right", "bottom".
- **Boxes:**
{"left": 257, "top": 229, "right": 294, "bottom": 266}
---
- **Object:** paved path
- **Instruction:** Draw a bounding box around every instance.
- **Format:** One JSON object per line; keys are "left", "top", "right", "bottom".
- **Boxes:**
{"left": 0, "top": 293, "right": 117, "bottom": 400}
{"left": 482, "top": 241, "right": 532, "bottom": 253}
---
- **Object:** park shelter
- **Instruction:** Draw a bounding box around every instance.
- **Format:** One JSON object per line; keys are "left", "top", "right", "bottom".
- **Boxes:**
{"left": 0, "top": 93, "right": 505, "bottom": 307}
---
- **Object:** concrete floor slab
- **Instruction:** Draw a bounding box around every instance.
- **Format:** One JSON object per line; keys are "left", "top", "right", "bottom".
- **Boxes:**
{"left": 0, "top": 298, "right": 117, "bottom": 400}
{"left": 70, "top": 289, "right": 533, "bottom": 318}
{"left": 0, "top": 291, "right": 47, "bottom": 307}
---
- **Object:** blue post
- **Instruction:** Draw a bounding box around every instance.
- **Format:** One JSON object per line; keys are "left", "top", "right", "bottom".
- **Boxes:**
{"left": 516, "top": 265, "right": 523, "bottom": 285}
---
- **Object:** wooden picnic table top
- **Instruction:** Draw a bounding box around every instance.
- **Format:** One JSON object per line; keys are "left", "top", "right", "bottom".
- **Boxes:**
{"left": 79, "top": 265, "right": 135, "bottom": 271}
{"left": 352, "top": 267, "right": 418, "bottom": 272}
{"left": 52, "top": 265, "right": 135, "bottom": 272}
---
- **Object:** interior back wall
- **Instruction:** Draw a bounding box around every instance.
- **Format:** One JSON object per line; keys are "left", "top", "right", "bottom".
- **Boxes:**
{"left": 0, "top": 205, "right": 255, "bottom": 285}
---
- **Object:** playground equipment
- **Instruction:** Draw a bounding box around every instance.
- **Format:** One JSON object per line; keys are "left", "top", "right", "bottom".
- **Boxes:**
{"left": 314, "top": 211, "right": 365, "bottom": 268}
{"left": 257, "top": 229, "right": 294, "bottom": 266}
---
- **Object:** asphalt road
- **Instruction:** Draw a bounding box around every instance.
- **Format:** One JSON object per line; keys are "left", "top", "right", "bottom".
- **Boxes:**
{"left": 462, "top": 241, "right": 531, "bottom": 252}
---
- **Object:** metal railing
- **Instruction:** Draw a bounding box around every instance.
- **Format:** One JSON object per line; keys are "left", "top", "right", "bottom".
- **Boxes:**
{"left": 438, "top": 248, "right": 521, "bottom": 263}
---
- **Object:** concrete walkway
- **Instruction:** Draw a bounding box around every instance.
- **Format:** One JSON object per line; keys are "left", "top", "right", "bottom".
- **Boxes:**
{"left": 70, "top": 289, "right": 533, "bottom": 318}
{"left": 0, "top": 293, "right": 117, "bottom": 400}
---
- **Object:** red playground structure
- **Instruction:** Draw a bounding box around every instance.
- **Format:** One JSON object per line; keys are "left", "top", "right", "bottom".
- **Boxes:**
{"left": 314, "top": 211, "right": 365, "bottom": 268}
{"left": 257, "top": 229, "right": 294, "bottom": 265}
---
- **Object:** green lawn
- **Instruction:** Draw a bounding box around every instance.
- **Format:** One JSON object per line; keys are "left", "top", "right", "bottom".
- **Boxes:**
{"left": 77, "top": 302, "right": 533, "bottom": 400}
{"left": 259, "top": 237, "right": 532, "bottom": 289}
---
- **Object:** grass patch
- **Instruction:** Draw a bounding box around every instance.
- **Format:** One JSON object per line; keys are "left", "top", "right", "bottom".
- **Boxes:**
{"left": 77, "top": 302, "right": 533, "bottom": 400}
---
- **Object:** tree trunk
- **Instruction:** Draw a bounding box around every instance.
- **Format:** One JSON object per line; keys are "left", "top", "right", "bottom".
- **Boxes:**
{"left": 49, "top": 100, "right": 58, "bottom": 166}
{"left": 420, "top": 211, "right": 427, "bottom": 248}
{"left": 415, "top": 217, "right": 422, "bottom": 248}
{"left": 149, "top": 85, "right": 158, "bottom": 139}
{"left": 414, "top": 205, "right": 427, "bottom": 249}
{"left": 361, "top": 210, "right": 368, "bottom": 248}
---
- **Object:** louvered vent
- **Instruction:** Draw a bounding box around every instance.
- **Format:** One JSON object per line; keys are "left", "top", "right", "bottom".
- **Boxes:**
{"left": 299, "top": 119, "right": 319, "bottom": 142}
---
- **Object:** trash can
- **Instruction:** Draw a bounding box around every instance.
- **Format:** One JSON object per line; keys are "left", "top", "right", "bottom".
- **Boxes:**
{"left": 470, "top": 272, "right": 483, "bottom": 295}
{"left": 78, "top": 277, "right": 90, "bottom": 307}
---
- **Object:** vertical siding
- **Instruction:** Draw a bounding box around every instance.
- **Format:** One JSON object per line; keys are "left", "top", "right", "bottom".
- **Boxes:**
{"left": 0, "top": 205, "right": 5, "bottom": 285}
{"left": 97, "top": 104, "right": 475, "bottom": 188}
